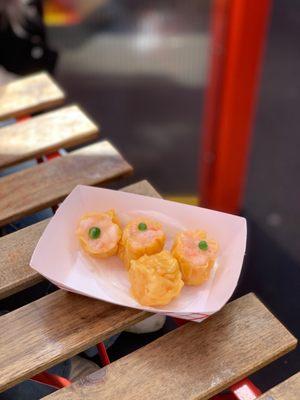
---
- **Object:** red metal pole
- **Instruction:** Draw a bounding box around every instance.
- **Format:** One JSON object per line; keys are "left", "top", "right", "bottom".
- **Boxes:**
{"left": 97, "top": 342, "right": 110, "bottom": 366}
{"left": 199, "top": 0, "right": 272, "bottom": 214}
{"left": 31, "top": 371, "right": 71, "bottom": 389}
{"left": 230, "top": 378, "right": 262, "bottom": 399}
{"left": 211, "top": 378, "right": 262, "bottom": 399}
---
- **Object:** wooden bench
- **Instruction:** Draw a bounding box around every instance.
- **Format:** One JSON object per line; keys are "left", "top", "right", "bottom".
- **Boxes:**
{"left": 0, "top": 73, "right": 297, "bottom": 400}
{"left": 0, "top": 140, "right": 132, "bottom": 227}
{"left": 0, "top": 105, "right": 99, "bottom": 170}
{"left": 257, "top": 372, "right": 300, "bottom": 400}
{"left": 0, "top": 181, "right": 297, "bottom": 398}
{"left": 0, "top": 181, "right": 159, "bottom": 300}
{"left": 0, "top": 72, "right": 131, "bottom": 229}
{"left": 0, "top": 72, "right": 65, "bottom": 120}
{"left": 37, "top": 293, "right": 295, "bottom": 400}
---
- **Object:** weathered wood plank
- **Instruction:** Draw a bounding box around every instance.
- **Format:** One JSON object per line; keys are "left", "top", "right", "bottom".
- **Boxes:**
{"left": 258, "top": 373, "right": 300, "bottom": 400}
{"left": 0, "top": 220, "right": 47, "bottom": 299}
{"left": 44, "top": 294, "right": 297, "bottom": 400}
{"left": 0, "top": 290, "right": 149, "bottom": 393}
{"left": 0, "top": 72, "right": 65, "bottom": 120}
{"left": 0, "top": 105, "right": 99, "bottom": 170}
{"left": 0, "top": 140, "right": 132, "bottom": 227}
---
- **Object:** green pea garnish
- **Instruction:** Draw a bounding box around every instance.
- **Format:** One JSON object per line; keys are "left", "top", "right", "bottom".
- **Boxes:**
{"left": 198, "top": 240, "right": 208, "bottom": 251}
{"left": 88, "top": 226, "right": 101, "bottom": 239}
{"left": 138, "top": 222, "right": 147, "bottom": 231}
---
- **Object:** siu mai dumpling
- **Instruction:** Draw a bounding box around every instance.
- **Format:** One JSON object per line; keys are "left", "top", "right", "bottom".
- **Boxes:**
{"left": 172, "top": 230, "right": 218, "bottom": 285}
{"left": 76, "top": 210, "right": 122, "bottom": 258}
{"left": 118, "top": 217, "right": 165, "bottom": 269}
{"left": 129, "top": 250, "right": 184, "bottom": 306}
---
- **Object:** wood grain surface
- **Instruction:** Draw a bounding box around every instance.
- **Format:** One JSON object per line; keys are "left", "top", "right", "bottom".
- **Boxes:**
{"left": 44, "top": 294, "right": 297, "bottom": 400}
{"left": 0, "top": 105, "right": 99, "bottom": 170}
{"left": 257, "top": 373, "right": 300, "bottom": 400}
{"left": 121, "top": 180, "right": 161, "bottom": 198}
{"left": 0, "top": 182, "right": 159, "bottom": 391}
{"left": 0, "top": 72, "right": 65, "bottom": 120}
{"left": 0, "top": 219, "right": 48, "bottom": 300}
{"left": 0, "top": 290, "right": 149, "bottom": 392}
{"left": 0, "top": 140, "right": 132, "bottom": 227}
{"left": 0, "top": 181, "right": 160, "bottom": 300}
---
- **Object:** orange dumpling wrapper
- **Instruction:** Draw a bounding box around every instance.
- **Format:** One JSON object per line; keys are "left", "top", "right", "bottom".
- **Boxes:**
{"left": 172, "top": 230, "right": 218, "bottom": 286}
{"left": 118, "top": 217, "right": 165, "bottom": 270}
{"left": 129, "top": 250, "right": 184, "bottom": 307}
{"left": 76, "top": 210, "right": 122, "bottom": 258}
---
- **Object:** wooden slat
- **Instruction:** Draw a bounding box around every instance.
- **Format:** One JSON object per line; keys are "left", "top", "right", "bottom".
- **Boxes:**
{"left": 44, "top": 294, "right": 297, "bottom": 400}
{"left": 0, "top": 180, "right": 160, "bottom": 300}
{"left": 121, "top": 180, "right": 161, "bottom": 198}
{"left": 0, "top": 181, "right": 161, "bottom": 392}
{"left": 257, "top": 373, "right": 300, "bottom": 400}
{"left": 0, "top": 105, "right": 99, "bottom": 170}
{"left": 0, "top": 220, "right": 47, "bottom": 299}
{"left": 0, "top": 290, "right": 149, "bottom": 393}
{"left": 0, "top": 72, "right": 65, "bottom": 120}
{"left": 0, "top": 140, "right": 132, "bottom": 227}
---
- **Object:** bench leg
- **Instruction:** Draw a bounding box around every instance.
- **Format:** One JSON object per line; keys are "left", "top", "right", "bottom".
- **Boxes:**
{"left": 210, "top": 379, "right": 261, "bottom": 399}
{"left": 229, "top": 378, "right": 262, "bottom": 399}
{"left": 31, "top": 371, "right": 71, "bottom": 389}
{"left": 97, "top": 342, "right": 110, "bottom": 366}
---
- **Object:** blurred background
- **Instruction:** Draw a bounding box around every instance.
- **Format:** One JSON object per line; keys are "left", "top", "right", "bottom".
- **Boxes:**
{"left": 0, "top": 0, "right": 299, "bottom": 393}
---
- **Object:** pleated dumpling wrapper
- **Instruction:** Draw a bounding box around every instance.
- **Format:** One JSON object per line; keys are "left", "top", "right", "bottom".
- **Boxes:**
{"left": 172, "top": 230, "right": 218, "bottom": 285}
{"left": 129, "top": 250, "right": 184, "bottom": 307}
{"left": 118, "top": 217, "right": 166, "bottom": 270}
{"left": 76, "top": 210, "right": 122, "bottom": 258}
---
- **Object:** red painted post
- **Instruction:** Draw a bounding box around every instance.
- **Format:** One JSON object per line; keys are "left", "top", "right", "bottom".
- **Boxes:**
{"left": 199, "top": 0, "right": 272, "bottom": 213}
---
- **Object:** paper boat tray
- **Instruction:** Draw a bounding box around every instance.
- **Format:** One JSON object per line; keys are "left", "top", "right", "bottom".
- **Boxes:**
{"left": 30, "top": 185, "right": 247, "bottom": 322}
